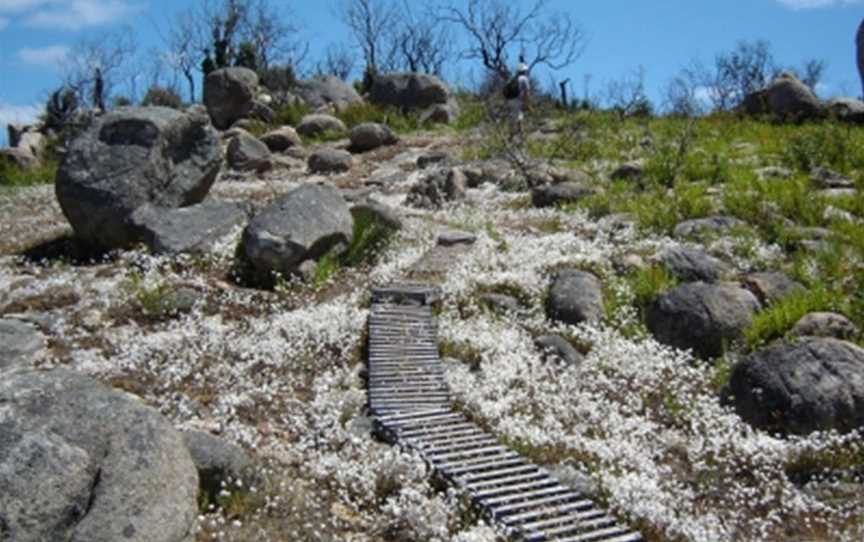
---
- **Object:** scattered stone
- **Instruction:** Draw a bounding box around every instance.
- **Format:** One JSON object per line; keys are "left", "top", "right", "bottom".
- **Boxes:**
{"left": 419, "top": 101, "right": 460, "bottom": 124}
{"left": 726, "top": 337, "right": 864, "bottom": 434}
{"left": 480, "top": 293, "right": 521, "bottom": 314}
{"left": 610, "top": 160, "right": 644, "bottom": 181}
{"left": 597, "top": 213, "right": 637, "bottom": 232}
{"left": 810, "top": 167, "right": 854, "bottom": 189}
{"left": 0, "top": 368, "right": 198, "bottom": 542}
{"left": 292, "top": 76, "right": 363, "bottom": 111}
{"left": 673, "top": 216, "right": 747, "bottom": 240}
{"left": 612, "top": 253, "right": 647, "bottom": 274}
{"left": 203, "top": 67, "right": 259, "bottom": 130}
{"left": 406, "top": 167, "right": 466, "bottom": 208}
{"left": 182, "top": 431, "right": 252, "bottom": 497}
{"left": 546, "top": 269, "right": 604, "bottom": 326}
{"left": 740, "top": 272, "right": 805, "bottom": 308}
{"left": 350, "top": 200, "right": 403, "bottom": 231}
{"left": 14, "top": 129, "right": 46, "bottom": 159}
{"left": 647, "top": 282, "right": 760, "bottom": 360}
{"left": 417, "top": 151, "right": 450, "bottom": 169}
{"left": 534, "top": 335, "right": 584, "bottom": 365}
{"left": 825, "top": 97, "right": 864, "bottom": 124}
{"left": 741, "top": 72, "right": 824, "bottom": 121}
{"left": 652, "top": 246, "right": 732, "bottom": 283}
{"left": 227, "top": 130, "right": 273, "bottom": 172}
{"left": 308, "top": 148, "right": 353, "bottom": 174}
{"left": 129, "top": 200, "right": 247, "bottom": 255}
{"left": 437, "top": 230, "right": 476, "bottom": 246}
{"left": 365, "top": 167, "right": 405, "bottom": 187}
{"left": 0, "top": 318, "right": 45, "bottom": 371}
{"left": 349, "top": 122, "right": 398, "bottom": 152}
{"left": 260, "top": 126, "right": 302, "bottom": 152}
{"left": 791, "top": 312, "right": 859, "bottom": 340}
{"left": 340, "top": 187, "right": 375, "bottom": 203}
{"left": 239, "top": 183, "right": 353, "bottom": 282}
{"left": 55, "top": 106, "right": 222, "bottom": 250}
{"left": 819, "top": 188, "right": 858, "bottom": 199}
{"left": 369, "top": 72, "right": 451, "bottom": 111}
{"left": 531, "top": 182, "right": 597, "bottom": 208}
{"left": 296, "top": 114, "right": 347, "bottom": 138}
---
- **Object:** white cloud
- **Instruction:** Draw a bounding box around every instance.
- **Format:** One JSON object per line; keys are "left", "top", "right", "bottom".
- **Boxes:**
{"left": 27, "top": 0, "right": 144, "bottom": 29}
{"left": 775, "top": 0, "right": 862, "bottom": 9}
{"left": 16, "top": 44, "right": 69, "bottom": 67}
{"left": 0, "top": 1, "right": 144, "bottom": 30}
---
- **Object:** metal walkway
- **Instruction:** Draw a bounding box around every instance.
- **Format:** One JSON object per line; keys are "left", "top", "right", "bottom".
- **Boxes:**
{"left": 367, "top": 283, "right": 643, "bottom": 542}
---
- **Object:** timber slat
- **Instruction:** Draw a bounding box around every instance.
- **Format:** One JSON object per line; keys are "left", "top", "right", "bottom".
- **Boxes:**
{"left": 366, "top": 286, "right": 642, "bottom": 542}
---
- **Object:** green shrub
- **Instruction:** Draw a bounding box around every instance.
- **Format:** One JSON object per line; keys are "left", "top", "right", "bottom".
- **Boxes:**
{"left": 744, "top": 286, "right": 840, "bottom": 350}
{"left": 453, "top": 98, "right": 485, "bottom": 131}
{"left": 628, "top": 265, "right": 679, "bottom": 309}
{"left": 336, "top": 101, "right": 420, "bottom": 133}
{"left": 341, "top": 212, "right": 396, "bottom": 267}
{"left": 271, "top": 101, "right": 311, "bottom": 127}
{"left": 782, "top": 124, "right": 864, "bottom": 174}
{"left": 141, "top": 86, "right": 183, "bottom": 109}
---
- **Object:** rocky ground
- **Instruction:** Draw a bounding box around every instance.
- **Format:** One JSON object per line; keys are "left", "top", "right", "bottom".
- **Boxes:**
{"left": 2, "top": 95, "right": 864, "bottom": 541}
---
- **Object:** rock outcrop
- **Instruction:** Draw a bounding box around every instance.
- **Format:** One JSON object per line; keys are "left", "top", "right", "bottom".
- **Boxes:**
{"left": 55, "top": 106, "right": 223, "bottom": 250}
{"left": 0, "top": 368, "right": 198, "bottom": 542}
{"left": 203, "top": 67, "right": 259, "bottom": 130}
{"left": 546, "top": 269, "right": 604, "bottom": 326}
{"left": 293, "top": 76, "right": 363, "bottom": 111}
{"left": 741, "top": 72, "right": 823, "bottom": 121}
{"left": 129, "top": 200, "right": 247, "bottom": 255}
{"left": 726, "top": 338, "right": 864, "bottom": 435}
{"left": 647, "top": 282, "right": 760, "bottom": 360}
{"left": 239, "top": 183, "right": 353, "bottom": 282}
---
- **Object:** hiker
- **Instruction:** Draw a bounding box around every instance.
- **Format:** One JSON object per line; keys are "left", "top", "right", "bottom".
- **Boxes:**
{"left": 507, "top": 63, "right": 531, "bottom": 139}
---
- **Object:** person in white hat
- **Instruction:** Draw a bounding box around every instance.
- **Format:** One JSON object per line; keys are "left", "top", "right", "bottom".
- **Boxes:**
{"left": 509, "top": 62, "right": 531, "bottom": 139}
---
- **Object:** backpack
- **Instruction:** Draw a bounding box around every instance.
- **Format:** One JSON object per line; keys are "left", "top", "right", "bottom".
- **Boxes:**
{"left": 502, "top": 76, "right": 519, "bottom": 100}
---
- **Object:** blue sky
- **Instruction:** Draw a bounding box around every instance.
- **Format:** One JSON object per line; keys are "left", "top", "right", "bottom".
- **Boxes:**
{"left": 1, "top": 0, "right": 863, "bottom": 146}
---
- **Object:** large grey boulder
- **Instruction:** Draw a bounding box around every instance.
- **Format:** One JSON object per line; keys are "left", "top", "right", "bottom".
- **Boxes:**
{"left": 726, "top": 338, "right": 864, "bottom": 435}
{"left": 239, "top": 183, "right": 353, "bottom": 281}
{"left": 741, "top": 72, "right": 823, "bottom": 121}
{"left": 55, "top": 106, "right": 222, "bottom": 250}
{"left": 546, "top": 269, "right": 604, "bottom": 326}
{"left": 349, "top": 122, "right": 398, "bottom": 152}
{"left": 531, "top": 182, "right": 597, "bottom": 208}
{"left": 227, "top": 130, "right": 272, "bottom": 172}
{"left": 296, "top": 114, "right": 347, "bottom": 138}
{"left": 292, "top": 76, "right": 363, "bottom": 111}
{"left": 825, "top": 97, "right": 864, "bottom": 124}
{"left": 647, "top": 282, "right": 760, "bottom": 360}
{"left": 308, "top": 148, "right": 353, "bottom": 173}
{"left": 0, "top": 318, "right": 45, "bottom": 371}
{"left": 369, "top": 72, "right": 451, "bottom": 111}
{"left": 129, "top": 200, "right": 247, "bottom": 255}
{"left": 652, "top": 246, "right": 732, "bottom": 283}
{"left": 0, "top": 368, "right": 198, "bottom": 542}
{"left": 203, "top": 67, "right": 259, "bottom": 129}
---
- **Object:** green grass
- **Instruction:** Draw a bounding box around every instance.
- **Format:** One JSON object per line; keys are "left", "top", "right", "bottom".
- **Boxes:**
{"left": 0, "top": 158, "right": 58, "bottom": 188}
{"left": 335, "top": 101, "right": 421, "bottom": 133}
{"left": 270, "top": 101, "right": 312, "bottom": 127}
{"left": 342, "top": 212, "right": 396, "bottom": 267}
{"left": 744, "top": 286, "right": 842, "bottom": 350}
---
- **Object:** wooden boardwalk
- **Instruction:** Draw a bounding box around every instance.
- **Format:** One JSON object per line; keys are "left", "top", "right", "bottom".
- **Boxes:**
{"left": 367, "top": 283, "right": 643, "bottom": 542}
